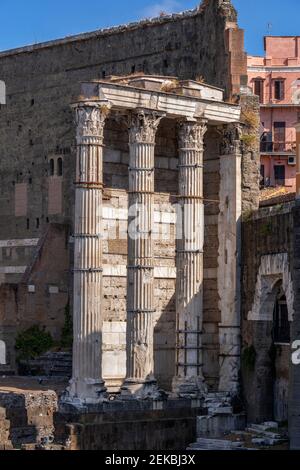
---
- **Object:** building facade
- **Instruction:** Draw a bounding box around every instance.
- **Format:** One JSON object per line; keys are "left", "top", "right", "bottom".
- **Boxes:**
{"left": 248, "top": 36, "right": 300, "bottom": 191}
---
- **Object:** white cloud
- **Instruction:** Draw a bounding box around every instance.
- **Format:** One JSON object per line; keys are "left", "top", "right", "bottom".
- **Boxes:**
{"left": 142, "top": 0, "right": 183, "bottom": 18}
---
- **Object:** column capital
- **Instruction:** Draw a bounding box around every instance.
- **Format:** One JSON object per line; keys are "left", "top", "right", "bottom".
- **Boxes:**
{"left": 128, "top": 108, "right": 165, "bottom": 145}
{"left": 73, "top": 101, "right": 111, "bottom": 145}
{"left": 219, "top": 122, "right": 243, "bottom": 155}
{"left": 178, "top": 119, "right": 208, "bottom": 149}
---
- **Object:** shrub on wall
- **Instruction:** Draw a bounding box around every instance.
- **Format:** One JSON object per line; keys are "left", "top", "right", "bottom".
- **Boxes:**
{"left": 15, "top": 325, "right": 54, "bottom": 361}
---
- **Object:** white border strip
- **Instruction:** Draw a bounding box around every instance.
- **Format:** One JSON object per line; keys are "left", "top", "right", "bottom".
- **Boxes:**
{"left": 0, "top": 266, "right": 27, "bottom": 274}
{"left": 0, "top": 239, "right": 39, "bottom": 248}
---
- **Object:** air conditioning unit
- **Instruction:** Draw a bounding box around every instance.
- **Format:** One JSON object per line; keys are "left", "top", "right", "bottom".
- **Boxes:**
{"left": 288, "top": 155, "right": 296, "bottom": 165}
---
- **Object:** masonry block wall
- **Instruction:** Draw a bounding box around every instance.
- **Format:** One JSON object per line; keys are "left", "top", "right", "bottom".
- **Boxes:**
{"left": 0, "top": 224, "right": 70, "bottom": 369}
{"left": 242, "top": 204, "right": 294, "bottom": 422}
{"left": 290, "top": 201, "right": 300, "bottom": 449}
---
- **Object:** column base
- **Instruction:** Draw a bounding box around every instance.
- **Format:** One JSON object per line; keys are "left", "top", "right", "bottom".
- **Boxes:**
{"left": 172, "top": 376, "right": 207, "bottom": 398}
{"left": 60, "top": 378, "right": 108, "bottom": 407}
{"left": 120, "top": 378, "right": 165, "bottom": 400}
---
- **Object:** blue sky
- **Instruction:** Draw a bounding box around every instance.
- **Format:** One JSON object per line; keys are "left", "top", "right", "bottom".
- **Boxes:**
{"left": 0, "top": 0, "right": 299, "bottom": 55}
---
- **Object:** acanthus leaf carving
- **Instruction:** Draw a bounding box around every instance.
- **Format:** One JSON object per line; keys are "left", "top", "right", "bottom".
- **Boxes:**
{"left": 219, "top": 123, "right": 243, "bottom": 155}
{"left": 74, "top": 103, "right": 110, "bottom": 143}
{"left": 178, "top": 119, "right": 208, "bottom": 149}
{"left": 128, "top": 109, "right": 165, "bottom": 145}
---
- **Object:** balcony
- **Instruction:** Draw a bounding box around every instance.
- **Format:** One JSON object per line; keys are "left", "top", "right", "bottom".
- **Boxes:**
{"left": 260, "top": 141, "right": 296, "bottom": 154}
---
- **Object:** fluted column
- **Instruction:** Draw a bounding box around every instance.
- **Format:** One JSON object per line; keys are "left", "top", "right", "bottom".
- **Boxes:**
{"left": 218, "top": 123, "right": 242, "bottom": 395}
{"left": 66, "top": 101, "right": 110, "bottom": 405}
{"left": 173, "top": 119, "right": 208, "bottom": 397}
{"left": 121, "top": 109, "right": 165, "bottom": 399}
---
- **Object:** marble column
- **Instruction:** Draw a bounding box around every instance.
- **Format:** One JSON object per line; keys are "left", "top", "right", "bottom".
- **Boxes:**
{"left": 66, "top": 101, "right": 110, "bottom": 405}
{"left": 173, "top": 119, "right": 208, "bottom": 397}
{"left": 121, "top": 109, "right": 165, "bottom": 399}
{"left": 218, "top": 123, "right": 242, "bottom": 395}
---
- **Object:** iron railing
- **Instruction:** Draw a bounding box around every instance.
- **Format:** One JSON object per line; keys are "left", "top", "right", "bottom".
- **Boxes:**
{"left": 260, "top": 141, "right": 296, "bottom": 153}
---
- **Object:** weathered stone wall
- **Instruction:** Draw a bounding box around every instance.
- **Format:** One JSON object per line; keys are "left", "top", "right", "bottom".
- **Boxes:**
{"left": 55, "top": 403, "right": 202, "bottom": 451}
{"left": 0, "top": 390, "right": 58, "bottom": 448}
{"left": 290, "top": 201, "right": 300, "bottom": 449}
{"left": 0, "top": 224, "right": 70, "bottom": 369}
{"left": 240, "top": 94, "right": 260, "bottom": 213}
{"left": 242, "top": 203, "right": 294, "bottom": 423}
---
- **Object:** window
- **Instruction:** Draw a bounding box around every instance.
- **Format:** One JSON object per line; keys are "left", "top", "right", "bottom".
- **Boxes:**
{"left": 57, "top": 158, "right": 63, "bottom": 176}
{"left": 254, "top": 79, "right": 264, "bottom": 103}
{"left": 274, "top": 122, "right": 286, "bottom": 151}
{"left": 273, "top": 294, "right": 290, "bottom": 344}
{"left": 49, "top": 159, "right": 55, "bottom": 176}
{"left": 274, "top": 80, "right": 285, "bottom": 100}
{"left": 260, "top": 131, "right": 273, "bottom": 152}
{"left": 274, "top": 165, "right": 285, "bottom": 186}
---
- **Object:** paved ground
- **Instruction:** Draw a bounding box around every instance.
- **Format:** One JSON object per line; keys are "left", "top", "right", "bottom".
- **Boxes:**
{"left": 0, "top": 376, "right": 67, "bottom": 395}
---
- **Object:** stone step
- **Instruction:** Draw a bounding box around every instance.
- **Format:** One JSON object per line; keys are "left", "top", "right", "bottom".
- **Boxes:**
{"left": 251, "top": 437, "right": 288, "bottom": 447}
{"left": 246, "top": 427, "right": 281, "bottom": 439}
{"left": 0, "top": 365, "right": 15, "bottom": 376}
{"left": 197, "top": 413, "right": 246, "bottom": 439}
{"left": 19, "top": 351, "right": 72, "bottom": 377}
{"left": 188, "top": 438, "right": 245, "bottom": 451}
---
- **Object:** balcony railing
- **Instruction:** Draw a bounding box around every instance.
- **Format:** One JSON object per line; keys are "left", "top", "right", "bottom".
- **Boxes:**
{"left": 260, "top": 141, "right": 296, "bottom": 153}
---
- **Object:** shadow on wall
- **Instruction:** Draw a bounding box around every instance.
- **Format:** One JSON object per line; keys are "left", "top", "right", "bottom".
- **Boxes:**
{"left": 154, "top": 294, "right": 176, "bottom": 391}
{"left": 242, "top": 280, "right": 291, "bottom": 423}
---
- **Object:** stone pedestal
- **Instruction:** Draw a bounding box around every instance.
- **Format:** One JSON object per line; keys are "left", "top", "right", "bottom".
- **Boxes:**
{"left": 173, "top": 119, "right": 208, "bottom": 397}
{"left": 218, "top": 124, "right": 242, "bottom": 395}
{"left": 64, "top": 101, "right": 110, "bottom": 405}
{"left": 121, "top": 109, "right": 164, "bottom": 399}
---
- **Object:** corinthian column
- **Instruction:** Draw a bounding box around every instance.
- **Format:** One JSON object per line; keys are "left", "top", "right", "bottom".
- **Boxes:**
{"left": 65, "top": 101, "right": 110, "bottom": 405}
{"left": 218, "top": 123, "right": 242, "bottom": 395}
{"left": 173, "top": 119, "right": 208, "bottom": 397}
{"left": 121, "top": 109, "right": 165, "bottom": 399}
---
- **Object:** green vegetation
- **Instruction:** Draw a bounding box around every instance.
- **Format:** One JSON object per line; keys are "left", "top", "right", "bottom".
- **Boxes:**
{"left": 241, "top": 108, "right": 260, "bottom": 152}
{"left": 15, "top": 325, "right": 54, "bottom": 361}
{"left": 260, "top": 221, "right": 273, "bottom": 236}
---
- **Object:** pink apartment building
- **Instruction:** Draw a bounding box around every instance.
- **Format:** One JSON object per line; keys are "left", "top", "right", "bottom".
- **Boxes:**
{"left": 248, "top": 36, "right": 300, "bottom": 191}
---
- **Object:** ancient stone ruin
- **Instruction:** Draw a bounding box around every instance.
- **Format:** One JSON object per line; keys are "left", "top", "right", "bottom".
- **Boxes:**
{"left": 0, "top": 0, "right": 298, "bottom": 451}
